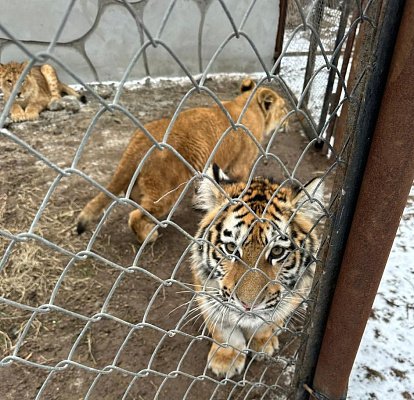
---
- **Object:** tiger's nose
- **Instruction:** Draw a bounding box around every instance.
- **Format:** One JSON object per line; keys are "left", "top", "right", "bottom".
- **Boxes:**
{"left": 235, "top": 270, "right": 268, "bottom": 305}
{"left": 240, "top": 301, "right": 252, "bottom": 311}
{"left": 238, "top": 296, "right": 264, "bottom": 311}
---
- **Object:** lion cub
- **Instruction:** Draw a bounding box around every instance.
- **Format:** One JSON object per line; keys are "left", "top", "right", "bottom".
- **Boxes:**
{"left": 77, "top": 79, "right": 287, "bottom": 244}
{"left": 0, "top": 61, "right": 85, "bottom": 122}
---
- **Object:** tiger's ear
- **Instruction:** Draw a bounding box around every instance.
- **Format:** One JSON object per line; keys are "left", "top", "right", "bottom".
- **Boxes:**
{"left": 194, "top": 164, "right": 231, "bottom": 212}
{"left": 290, "top": 178, "right": 326, "bottom": 219}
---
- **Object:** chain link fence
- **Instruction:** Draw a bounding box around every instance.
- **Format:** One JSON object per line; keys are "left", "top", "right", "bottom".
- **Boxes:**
{"left": 281, "top": 0, "right": 354, "bottom": 140}
{"left": 0, "top": 0, "right": 396, "bottom": 399}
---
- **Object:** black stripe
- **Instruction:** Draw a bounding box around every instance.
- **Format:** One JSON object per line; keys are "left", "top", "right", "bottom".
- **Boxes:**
{"left": 247, "top": 193, "right": 267, "bottom": 203}
{"left": 212, "top": 251, "right": 221, "bottom": 264}
{"left": 233, "top": 203, "right": 244, "bottom": 212}
{"left": 235, "top": 211, "right": 250, "bottom": 219}
{"left": 235, "top": 220, "right": 245, "bottom": 228}
{"left": 269, "top": 211, "right": 282, "bottom": 222}
{"left": 215, "top": 221, "right": 223, "bottom": 234}
{"left": 212, "top": 163, "right": 221, "bottom": 183}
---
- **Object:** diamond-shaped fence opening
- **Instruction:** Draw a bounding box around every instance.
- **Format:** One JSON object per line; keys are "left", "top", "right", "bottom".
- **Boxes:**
{"left": 0, "top": 0, "right": 394, "bottom": 399}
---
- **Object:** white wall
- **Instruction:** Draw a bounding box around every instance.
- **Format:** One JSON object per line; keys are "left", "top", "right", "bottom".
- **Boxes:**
{"left": 0, "top": 0, "right": 279, "bottom": 84}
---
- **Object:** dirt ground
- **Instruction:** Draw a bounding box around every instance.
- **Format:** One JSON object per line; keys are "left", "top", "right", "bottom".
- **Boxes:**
{"left": 0, "top": 77, "right": 333, "bottom": 400}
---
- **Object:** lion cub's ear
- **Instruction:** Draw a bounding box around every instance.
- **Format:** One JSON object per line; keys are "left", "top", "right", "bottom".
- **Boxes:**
{"left": 19, "top": 61, "right": 30, "bottom": 73}
{"left": 257, "top": 89, "right": 279, "bottom": 114}
{"left": 240, "top": 78, "right": 256, "bottom": 93}
{"left": 0, "top": 63, "right": 5, "bottom": 77}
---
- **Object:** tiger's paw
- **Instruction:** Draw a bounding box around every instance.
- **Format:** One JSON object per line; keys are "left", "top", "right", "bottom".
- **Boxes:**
{"left": 249, "top": 333, "right": 279, "bottom": 360}
{"left": 207, "top": 343, "right": 246, "bottom": 378}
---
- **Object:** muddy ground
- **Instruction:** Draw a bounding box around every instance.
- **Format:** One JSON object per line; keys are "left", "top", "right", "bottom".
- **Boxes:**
{"left": 0, "top": 77, "right": 333, "bottom": 400}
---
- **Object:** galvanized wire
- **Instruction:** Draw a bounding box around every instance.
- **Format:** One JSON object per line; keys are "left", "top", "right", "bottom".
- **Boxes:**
{"left": 0, "top": 0, "right": 376, "bottom": 399}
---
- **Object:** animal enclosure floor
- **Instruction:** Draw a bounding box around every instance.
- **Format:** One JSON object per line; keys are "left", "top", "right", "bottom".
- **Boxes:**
{"left": 0, "top": 77, "right": 333, "bottom": 400}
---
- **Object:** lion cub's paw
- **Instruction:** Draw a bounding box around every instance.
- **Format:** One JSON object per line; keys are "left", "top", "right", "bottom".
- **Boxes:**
{"left": 207, "top": 343, "right": 246, "bottom": 378}
{"left": 128, "top": 212, "right": 159, "bottom": 244}
{"left": 24, "top": 110, "right": 40, "bottom": 121}
{"left": 49, "top": 95, "right": 61, "bottom": 104}
{"left": 11, "top": 109, "right": 26, "bottom": 122}
{"left": 76, "top": 212, "right": 91, "bottom": 235}
{"left": 249, "top": 334, "right": 279, "bottom": 361}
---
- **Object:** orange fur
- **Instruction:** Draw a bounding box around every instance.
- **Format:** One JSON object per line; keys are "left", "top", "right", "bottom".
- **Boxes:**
{"left": 190, "top": 168, "right": 325, "bottom": 377}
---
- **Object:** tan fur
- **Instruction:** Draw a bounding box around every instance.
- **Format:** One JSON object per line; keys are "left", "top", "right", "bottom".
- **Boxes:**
{"left": 77, "top": 79, "right": 287, "bottom": 243}
{"left": 0, "top": 61, "right": 83, "bottom": 121}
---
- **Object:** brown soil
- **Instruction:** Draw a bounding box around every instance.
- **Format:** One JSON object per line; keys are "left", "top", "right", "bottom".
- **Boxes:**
{"left": 0, "top": 77, "right": 333, "bottom": 400}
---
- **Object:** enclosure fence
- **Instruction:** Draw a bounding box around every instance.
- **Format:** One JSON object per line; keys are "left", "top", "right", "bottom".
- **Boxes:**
{"left": 0, "top": 1, "right": 411, "bottom": 399}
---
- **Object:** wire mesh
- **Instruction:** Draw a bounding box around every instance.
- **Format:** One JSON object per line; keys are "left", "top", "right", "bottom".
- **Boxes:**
{"left": 282, "top": 0, "right": 354, "bottom": 129}
{"left": 0, "top": 0, "right": 383, "bottom": 399}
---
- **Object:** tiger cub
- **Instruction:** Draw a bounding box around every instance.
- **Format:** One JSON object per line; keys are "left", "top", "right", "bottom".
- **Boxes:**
{"left": 0, "top": 61, "right": 85, "bottom": 122}
{"left": 191, "top": 164, "right": 325, "bottom": 378}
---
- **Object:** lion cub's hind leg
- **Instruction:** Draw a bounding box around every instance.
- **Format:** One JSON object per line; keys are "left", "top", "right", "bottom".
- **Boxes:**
{"left": 40, "top": 64, "right": 62, "bottom": 105}
{"left": 128, "top": 190, "right": 178, "bottom": 244}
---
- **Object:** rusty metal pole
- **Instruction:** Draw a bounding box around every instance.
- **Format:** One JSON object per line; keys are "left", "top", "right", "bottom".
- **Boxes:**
{"left": 322, "top": 4, "right": 359, "bottom": 155}
{"left": 302, "top": 0, "right": 325, "bottom": 108}
{"left": 311, "top": 0, "right": 414, "bottom": 398}
{"left": 273, "top": 0, "right": 288, "bottom": 74}
{"left": 316, "top": 0, "right": 352, "bottom": 145}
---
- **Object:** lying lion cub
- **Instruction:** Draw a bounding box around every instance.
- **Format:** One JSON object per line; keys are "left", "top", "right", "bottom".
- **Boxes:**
{"left": 77, "top": 79, "right": 286, "bottom": 243}
{"left": 0, "top": 61, "right": 85, "bottom": 122}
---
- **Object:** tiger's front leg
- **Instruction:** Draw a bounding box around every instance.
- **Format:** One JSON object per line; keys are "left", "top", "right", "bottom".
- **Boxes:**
{"left": 207, "top": 325, "right": 247, "bottom": 378}
{"left": 248, "top": 325, "right": 279, "bottom": 361}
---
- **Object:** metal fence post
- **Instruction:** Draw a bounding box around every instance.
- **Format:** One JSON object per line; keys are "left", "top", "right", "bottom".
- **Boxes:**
{"left": 316, "top": 0, "right": 352, "bottom": 142}
{"left": 273, "top": 0, "right": 288, "bottom": 74}
{"left": 293, "top": 0, "right": 408, "bottom": 398}
{"left": 302, "top": 0, "right": 325, "bottom": 109}
{"left": 311, "top": 0, "right": 414, "bottom": 397}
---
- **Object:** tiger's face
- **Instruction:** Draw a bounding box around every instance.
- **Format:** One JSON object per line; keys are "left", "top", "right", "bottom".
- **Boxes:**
{"left": 191, "top": 164, "right": 325, "bottom": 331}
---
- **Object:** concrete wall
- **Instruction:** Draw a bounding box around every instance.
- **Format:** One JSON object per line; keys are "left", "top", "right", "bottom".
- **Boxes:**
{"left": 0, "top": 0, "right": 279, "bottom": 84}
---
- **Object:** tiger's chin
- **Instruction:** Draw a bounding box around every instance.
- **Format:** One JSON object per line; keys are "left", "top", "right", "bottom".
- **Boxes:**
{"left": 226, "top": 307, "right": 279, "bottom": 332}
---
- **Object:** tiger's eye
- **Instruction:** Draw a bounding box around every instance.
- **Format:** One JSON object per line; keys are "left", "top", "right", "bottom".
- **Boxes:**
{"left": 225, "top": 242, "right": 237, "bottom": 253}
{"left": 271, "top": 246, "right": 284, "bottom": 257}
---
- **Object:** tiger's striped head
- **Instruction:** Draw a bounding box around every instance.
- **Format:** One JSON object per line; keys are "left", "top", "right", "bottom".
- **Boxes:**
{"left": 191, "top": 164, "right": 325, "bottom": 329}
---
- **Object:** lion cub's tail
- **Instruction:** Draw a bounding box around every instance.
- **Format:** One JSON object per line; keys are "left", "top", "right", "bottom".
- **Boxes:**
{"left": 59, "top": 83, "right": 87, "bottom": 104}
{"left": 76, "top": 134, "right": 142, "bottom": 235}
